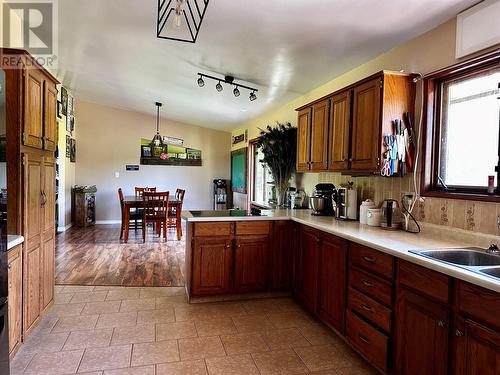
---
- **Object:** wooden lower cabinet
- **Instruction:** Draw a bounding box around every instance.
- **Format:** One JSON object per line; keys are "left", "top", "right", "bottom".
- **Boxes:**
{"left": 452, "top": 317, "right": 500, "bottom": 374}
{"left": 234, "top": 235, "right": 270, "bottom": 293}
{"left": 394, "top": 287, "right": 450, "bottom": 375}
{"left": 295, "top": 226, "right": 320, "bottom": 312}
{"left": 271, "top": 221, "right": 295, "bottom": 291}
{"left": 317, "top": 233, "right": 346, "bottom": 333}
{"left": 7, "top": 244, "right": 22, "bottom": 357}
{"left": 192, "top": 236, "right": 233, "bottom": 295}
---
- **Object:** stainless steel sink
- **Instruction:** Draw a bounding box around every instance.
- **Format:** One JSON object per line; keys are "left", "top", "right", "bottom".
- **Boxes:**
{"left": 479, "top": 267, "right": 500, "bottom": 279}
{"left": 416, "top": 249, "right": 500, "bottom": 267}
{"left": 409, "top": 247, "right": 500, "bottom": 281}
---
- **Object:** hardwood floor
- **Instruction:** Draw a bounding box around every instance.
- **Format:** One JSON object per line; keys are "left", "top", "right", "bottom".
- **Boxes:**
{"left": 55, "top": 225, "right": 185, "bottom": 287}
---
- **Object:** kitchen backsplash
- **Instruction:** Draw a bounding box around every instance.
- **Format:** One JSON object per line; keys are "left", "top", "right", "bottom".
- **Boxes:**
{"left": 317, "top": 172, "right": 500, "bottom": 237}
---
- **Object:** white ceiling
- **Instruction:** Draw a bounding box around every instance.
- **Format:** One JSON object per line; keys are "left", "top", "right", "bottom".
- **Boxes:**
{"left": 54, "top": 0, "right": 477, "bottom": 131}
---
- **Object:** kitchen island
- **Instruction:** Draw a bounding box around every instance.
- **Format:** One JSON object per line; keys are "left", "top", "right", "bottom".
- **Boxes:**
{"left": 183, "top": 208, "right": 500, "bottom": 375}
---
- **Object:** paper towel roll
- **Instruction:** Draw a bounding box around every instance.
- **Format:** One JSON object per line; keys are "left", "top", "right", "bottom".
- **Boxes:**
{"left": 347, "top": 190, "right": 358, "bottom": 220}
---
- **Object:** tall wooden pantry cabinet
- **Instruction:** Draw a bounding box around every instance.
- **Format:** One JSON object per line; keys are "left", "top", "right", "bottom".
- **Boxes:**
{"left": 2, "top": 48, "right": 59, "bottom": 355}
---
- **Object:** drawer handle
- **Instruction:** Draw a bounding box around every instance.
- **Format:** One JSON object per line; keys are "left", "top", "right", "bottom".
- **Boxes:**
{"left": 363, "top": 256, "right": 376, "bottom": 263}
{"left": 361, "top": 304, "right": 372, "bottom": 312}
{"left": 362, "top": 280, "right": 374, "bottom": 287}
{"left": 455, "top": 329, "right": 464, "bottom": 337}
{"left": 358, "top": 334, "right": 370, "bottom": 345}
{"left": 437, "top": 320, "right": 445, "bottom": 328}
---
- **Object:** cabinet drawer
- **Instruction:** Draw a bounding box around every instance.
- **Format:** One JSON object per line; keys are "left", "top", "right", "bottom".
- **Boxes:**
{"left": 457, "top": 281, "right": 500, "bottom": 330}
{"left": 397, "top": 260, "right": 450, "bottom": 304}
{"left": 348, "top": 287, "right": 392, "bottom": 333}
{"left": 347, "top": 311, "right": 389, "bottom": 372}
{"left": 194, "top": 222, "right": 232, "bottom": 237}
{"left": 349, "top": 267, "right": 392, "bottom": 306}
{"left": 350, "top": 242, "right": 394, "bottom": 279}
{"left": 235, "top": 221, "right": 270, "bottom": 235}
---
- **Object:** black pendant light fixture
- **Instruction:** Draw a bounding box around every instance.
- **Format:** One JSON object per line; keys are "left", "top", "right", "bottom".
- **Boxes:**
{"left": 197, "top": 73, "right": 258, "bottom": 101}
{"left": 151, "top": 102, "right": 164, "bottom": 147}
{"left": 156, "top": 0, "right": 210, "bottom": 43}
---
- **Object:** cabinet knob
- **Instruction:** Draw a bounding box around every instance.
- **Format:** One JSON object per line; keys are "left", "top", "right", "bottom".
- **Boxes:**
{"left": 315, "top": 237, "right": 320, "bottom": 243}
{"left": 225, "top": 244, "right": 231, "bottom": 248}
{"left": 363, "top": 256, "right": 376, "bottom": 263}
{"left": 8, "top": 264, "right": 11, "bottom": 270}
{"left": 236, "top": 244, "right": 241, "bottom": 248}
{"left": 455, "top": 330, "right": 464, "bottom": 337}
{"left": 437, "top": 320, "right": 445, "bottom": 328}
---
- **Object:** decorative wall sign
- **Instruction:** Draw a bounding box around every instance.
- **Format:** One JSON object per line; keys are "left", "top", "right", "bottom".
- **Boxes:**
{"left": 232, "top": 129, "right": 248, "bottom": 145}
{"left": 139, "top": 138, "right": 202, "bottom": 166}
{"left": 231, "top": 148, "right": 247, "bottom": 193}
{"left": 65, "top": 135, "right": 71, "bottom": 158}
{"left": 163, "top": 136, "right": 184, "bottom": 146}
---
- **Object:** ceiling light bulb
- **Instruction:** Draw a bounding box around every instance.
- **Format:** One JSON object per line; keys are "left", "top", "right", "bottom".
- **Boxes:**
{"left": 197, "top": 76, "right": 205, "bottom": 87}
{"left": 172, "top": 0, "right": 183, "bottom": 29}
{"left": 249, "top": 91, "right": 257, "bottom": 101}
{"left": 233, "top": 87, "right": 240, "bottom": 97}
{"left": 216, "top": 81, "right": 223, "bottom": 92}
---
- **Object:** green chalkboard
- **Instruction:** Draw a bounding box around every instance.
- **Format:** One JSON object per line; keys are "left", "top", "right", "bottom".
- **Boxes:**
{"left": 231, "top": 148, "right": 247, "bottom": 193}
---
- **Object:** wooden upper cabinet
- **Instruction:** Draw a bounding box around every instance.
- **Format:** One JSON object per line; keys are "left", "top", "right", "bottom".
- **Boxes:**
{"left": 43, "top": 82, "right": 58, "bottom": 151}
{"left": 328, "top": 90, "right": 351, "bottom": 171}
{"left": 351, "top": 77, "right": 382, "bottom": 171}
{"left": 296, "top": 108, "right": 311, "bottom": 172}
{"left": 24, "top": 68, "right": 44, "bottom": 149}
{"left": 310, "top": 99, "right": 329, "bottom": 171}
{"left": 395, "top": 288, "right": 450, "bottom": 375}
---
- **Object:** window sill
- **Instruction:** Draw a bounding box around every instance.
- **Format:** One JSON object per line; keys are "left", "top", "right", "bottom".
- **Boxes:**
{"left": 422, "top": 189, "right": 500, "bottom": 203}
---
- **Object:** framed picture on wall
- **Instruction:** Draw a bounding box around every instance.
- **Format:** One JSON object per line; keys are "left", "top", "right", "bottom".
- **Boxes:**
{"left": 65, "top": 135, "right": 71, "bottom": 158}
{"left": 66, "top": 96, "right": 74, "bottom": 132}
{"left": 57, "top": 101, "right": 63, "bottom": 119}
{"left": 61, "top": 87, "right": 68, "bottom": 115}
{"left": 231, "top": 148, "right": 247, "bottom": 194}
{"left": 70, "top": 138, "right": 76, "bottom": 162}
{"left": 141, "top": 145, "right": 152, "bottom": 157}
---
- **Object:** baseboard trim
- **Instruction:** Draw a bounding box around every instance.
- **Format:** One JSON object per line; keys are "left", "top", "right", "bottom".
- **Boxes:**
{"left": 95, "top": 220, "right": 121, "bottom": 225}
{"left": 57, "top": 223, "right": 73, "bottom": 232}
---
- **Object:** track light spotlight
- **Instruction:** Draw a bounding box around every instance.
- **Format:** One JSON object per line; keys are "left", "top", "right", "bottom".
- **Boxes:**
{"left": 233, "top": 86, "right": 240, "bottom": 97}
{"left": 197, "top": 76, "right": 205, "bottom": 87}
{"left": 216, "top": 81, "right": 223, "bottom": 92}
{"left": 249, "top": 91, "right": 257, "bottom": 101}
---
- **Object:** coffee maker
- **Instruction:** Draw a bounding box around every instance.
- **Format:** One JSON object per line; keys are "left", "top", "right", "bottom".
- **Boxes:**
{"left": 310, "top": 184, "right": 337, "bottom": 216}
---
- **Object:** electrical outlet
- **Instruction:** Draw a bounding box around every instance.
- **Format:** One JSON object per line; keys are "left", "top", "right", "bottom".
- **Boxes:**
{"left": 403, "top": 192, "right": 415, "bottom": 206}
{"left": 497, "top": 215, "right": 500, "bottom": 230}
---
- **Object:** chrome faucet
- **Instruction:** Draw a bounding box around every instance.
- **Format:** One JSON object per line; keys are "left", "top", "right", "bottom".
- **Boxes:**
{"left": 486, "top": 244, "right": 499, "bottom": 254}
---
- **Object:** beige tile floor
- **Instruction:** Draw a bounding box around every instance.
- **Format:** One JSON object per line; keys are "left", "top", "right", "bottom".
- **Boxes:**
{"left": 11, "top": 286, "right": 378, "bottom": 375}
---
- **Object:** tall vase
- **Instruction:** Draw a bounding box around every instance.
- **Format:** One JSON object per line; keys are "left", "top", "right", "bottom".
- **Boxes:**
{"left": 275, "top": 181, "right": 290, "bottom": 207}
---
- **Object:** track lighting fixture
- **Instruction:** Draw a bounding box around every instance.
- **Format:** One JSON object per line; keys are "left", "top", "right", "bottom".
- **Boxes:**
{"left": 196, "top": 73, "right": 259, "bottom": 102}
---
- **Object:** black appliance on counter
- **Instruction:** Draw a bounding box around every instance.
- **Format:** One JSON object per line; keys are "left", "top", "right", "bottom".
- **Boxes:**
{"left": 213, "top": 179, "right": 229, "bottom": 210}
{"left": 310, "top": 183, "right": 337, "bottom": 216}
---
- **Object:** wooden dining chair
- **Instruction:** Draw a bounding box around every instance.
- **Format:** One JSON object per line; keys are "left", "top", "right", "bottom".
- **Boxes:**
{"left": 118, "top": 188, "right": 142, "bottom": 239}
{"left": 142, "top": 191, "right": 169, "bottom": 242}
{"left": 168, "top": 188, "right": 185, "bottom": 240}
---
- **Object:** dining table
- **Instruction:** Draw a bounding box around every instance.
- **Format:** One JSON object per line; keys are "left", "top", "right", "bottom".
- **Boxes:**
{"left": 122, "top": 196, "right": 182, "bottom": 242}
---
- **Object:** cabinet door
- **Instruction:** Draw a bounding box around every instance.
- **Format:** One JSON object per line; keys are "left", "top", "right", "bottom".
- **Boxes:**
{"left": 23, "top": 153, "right": 43, "bottom": 332}
{"left": 351, "top": 78, "right": 382, "bottom": 171}
{"left": 192, "top": 237, "right": 233, "bottom": 295}
{"left": 24, "top": 68, "right": 44, "bottom": 149}
{"left": 43, "top": 81, "right": 58, "bottom": 151}
{"left": 234, "top": 235, "right": 270, "bottom": 293}
{"left": 295, "top": 226, "right": 320, "bottom": 313}
{"left": 271, "top": 221, "right": 294, "bottom": 290}
{"left": 317, "top": 234, "right": 347, "bottom": 333}
{"left": 452, "top": 317, "right": 500, "bottom": 375}
{"left": 310, "top": 99, "right": 330, "bottom": 171}
{"left": 395, "top": 288, "right": 449, "bottom": 375}
{"left": 296, "top": 107, "right": 311, "bottom": 172}
{"left": 329, "top": 90, "right": 351, "bottom": 171}
{"left": 41, "top": 157, "right": 56, "bottom": 310}
{"left": 8, "top": 245, "right": 22, "bottom": 355}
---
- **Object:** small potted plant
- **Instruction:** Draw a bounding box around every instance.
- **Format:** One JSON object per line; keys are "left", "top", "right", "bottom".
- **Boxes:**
{"left": 256, "top": 122, "right": 297, "bottom": 207}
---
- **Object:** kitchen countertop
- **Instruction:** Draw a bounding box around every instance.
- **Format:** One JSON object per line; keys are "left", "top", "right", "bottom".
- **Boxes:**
{"left": 7, "top": 235, "right": 24, "bottom": 250}
{"left": 183, "top": 209, "right": 500, "bottom": 293}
